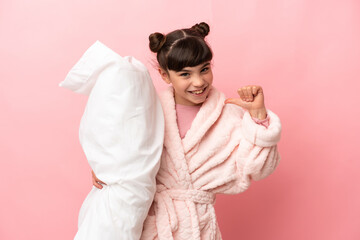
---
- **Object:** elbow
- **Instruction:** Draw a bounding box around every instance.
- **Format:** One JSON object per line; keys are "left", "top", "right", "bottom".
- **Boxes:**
{"left": 250, "top": 146, "right": 281, "bottom": 181}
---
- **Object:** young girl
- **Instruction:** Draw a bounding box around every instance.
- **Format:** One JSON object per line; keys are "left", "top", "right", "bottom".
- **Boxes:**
{"left": 92, "top": 22, "right": 281, "bottom": 240}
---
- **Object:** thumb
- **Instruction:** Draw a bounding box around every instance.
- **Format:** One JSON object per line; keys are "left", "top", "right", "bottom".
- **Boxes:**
{"left": 225, "top": 98, "right": 249, "bottom": 109}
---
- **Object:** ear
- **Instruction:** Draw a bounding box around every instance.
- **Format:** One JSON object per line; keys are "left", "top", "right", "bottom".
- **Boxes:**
{"left": 158, "top": 68, "right": 171, "bottom": 84}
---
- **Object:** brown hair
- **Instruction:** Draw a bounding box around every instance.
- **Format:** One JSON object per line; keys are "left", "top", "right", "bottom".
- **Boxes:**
{"left": 149, "top": 22, "right": 213, "bottom": 72}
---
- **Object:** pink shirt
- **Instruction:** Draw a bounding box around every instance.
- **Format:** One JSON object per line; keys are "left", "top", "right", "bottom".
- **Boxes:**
{"left": 175, "top": 104, "right": 202, "bottom": 138}
{"left": 175, "top": 104, "right": 270, "bottom": 139}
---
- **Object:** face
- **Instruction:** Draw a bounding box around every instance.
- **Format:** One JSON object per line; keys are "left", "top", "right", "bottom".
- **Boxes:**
{"left": 159, "top": 61, "right": 213, "bottom": 106}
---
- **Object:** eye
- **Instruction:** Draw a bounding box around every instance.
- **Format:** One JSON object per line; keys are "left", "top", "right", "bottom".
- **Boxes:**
{"left": 201, "top": 67, "right": 209, "bottom": 72}
{"left": 180, "top": 72, "right": 190, "bottom": 77}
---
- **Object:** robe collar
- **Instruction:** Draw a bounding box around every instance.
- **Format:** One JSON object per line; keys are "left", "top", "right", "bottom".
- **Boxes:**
{"left": 160, "top": 86, "right": 226, "bottom": 154}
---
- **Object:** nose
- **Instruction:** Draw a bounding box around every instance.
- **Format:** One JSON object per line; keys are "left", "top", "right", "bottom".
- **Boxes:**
{"left": 192, "top": 75, "right": 205, "bottom": 87}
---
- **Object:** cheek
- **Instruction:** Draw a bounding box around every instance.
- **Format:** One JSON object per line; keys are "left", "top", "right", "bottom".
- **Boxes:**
{"left": 176, "top": 81, "right": 189, "bottom": 90}
{"left": 206, "top": 73, "right": 213, "bottom": 84}
{"left": 172, "top": 82, "right": 188, "bottom": 94}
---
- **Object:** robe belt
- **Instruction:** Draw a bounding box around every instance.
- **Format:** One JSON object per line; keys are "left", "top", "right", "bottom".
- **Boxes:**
{"left": 154, "top": 189, "right": 217, "bottom": 240}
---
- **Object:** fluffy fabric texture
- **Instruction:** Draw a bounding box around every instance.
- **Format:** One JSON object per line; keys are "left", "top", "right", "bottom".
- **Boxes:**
{"left": 140, "top": 86, "right": 282, "bottom": 240}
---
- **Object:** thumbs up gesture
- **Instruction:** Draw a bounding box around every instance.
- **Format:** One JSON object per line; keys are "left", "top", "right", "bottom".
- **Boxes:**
{"left": 225, "top": 85, "right": 267, "bottom": 120}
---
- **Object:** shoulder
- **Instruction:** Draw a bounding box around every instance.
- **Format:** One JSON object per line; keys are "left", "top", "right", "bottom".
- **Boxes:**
{"left": 158, "top": 87, "right": 175, "bottom": 110}
{"left": 205, "top": 87, "right": 246, "bottom": 119}
{"left": 223, "top": 102, "right": 245, "bottom": 118}
{"left": 207, "top": 87, "right": 245, "bottom": 124}
{"left": 204, "top": 86, "right": 226, "bottom": 108}
{"left": 159, "top": 86, "right": 173, "bottom": 101}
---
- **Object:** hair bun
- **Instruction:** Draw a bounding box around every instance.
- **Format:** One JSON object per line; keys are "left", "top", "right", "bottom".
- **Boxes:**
{"left": 191, "top": 22, "right": 210, "bottom": 38}
{"left": 149, "top": 32, "right": 167, "bottom": 53}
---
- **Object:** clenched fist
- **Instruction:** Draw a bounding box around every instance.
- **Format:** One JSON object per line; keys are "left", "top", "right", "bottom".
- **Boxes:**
{"left": 225, "top": 85, "right": 267, "bottom": 120}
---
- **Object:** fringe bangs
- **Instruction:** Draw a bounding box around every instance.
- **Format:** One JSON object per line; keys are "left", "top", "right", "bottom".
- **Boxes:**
{"left": 167, "top": 37, "right": 212, "bottom": 72}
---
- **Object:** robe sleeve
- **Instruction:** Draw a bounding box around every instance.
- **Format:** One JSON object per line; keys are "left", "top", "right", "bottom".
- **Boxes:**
{"left": 207, "top": 108, "right": 281, "bottom": 195}
{"left": 236, "top": 109, "right": 282, "bottom": 182}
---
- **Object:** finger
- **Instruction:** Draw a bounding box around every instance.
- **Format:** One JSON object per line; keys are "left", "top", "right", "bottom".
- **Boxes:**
{"left": 253, "top": 86, "right": 264, "bottom": 97}
{"left": 92, "top": 170, "right": 107, "bottom": 185}
{"left": 92, "top": 170, "right": 106, "bottom": 188}
{"left": 92, "top": 178, "right": 103, "bottom": 189}
{"left": 94, "top": 175, "right": 107, "bottom": 185}
{"left": 225, "top": 98, "right": 240, "bottom": 105}
{"left": 246, "top": 86, "right": 254, "bottom": 101}
{"left": 237, "top": 88, "right": 246, "bottom": 101}
{"left": 97, "top": 179, "right": 107, "bottom": 185}
{"left": 241, "top": 86, "right": 251, "bottom": 101}
{"left": 225, "top": 98, "right": 249, "bottom": 108}
{"left": 252, "top": 86, "right": 259, "bottom": 96}
{"left": 241, "top": 87, "right": 250, "bottom": 101}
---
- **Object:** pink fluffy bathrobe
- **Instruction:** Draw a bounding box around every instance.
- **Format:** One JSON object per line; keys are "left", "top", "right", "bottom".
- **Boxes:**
{"left": 140, "top": 86, "right": 282, "bottom": 240}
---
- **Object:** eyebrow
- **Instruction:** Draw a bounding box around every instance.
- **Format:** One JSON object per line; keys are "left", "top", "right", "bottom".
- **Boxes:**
{"left": 180, "top": 62, "right": 210, "bottom": 72}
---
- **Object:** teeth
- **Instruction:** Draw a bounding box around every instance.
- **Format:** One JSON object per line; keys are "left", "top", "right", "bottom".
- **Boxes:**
{"left": 191, "top": 89, "right": 204, "bottom": 94}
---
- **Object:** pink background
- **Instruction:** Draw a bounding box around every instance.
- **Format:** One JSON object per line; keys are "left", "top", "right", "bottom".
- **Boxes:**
{"left": 1, "top": 0, "right": 359, "bottom": 239}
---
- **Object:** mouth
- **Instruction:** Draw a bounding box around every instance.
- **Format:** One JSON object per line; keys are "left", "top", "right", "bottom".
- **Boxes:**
{"left": 188, "top": 87, "right": 207, "bottom": 96}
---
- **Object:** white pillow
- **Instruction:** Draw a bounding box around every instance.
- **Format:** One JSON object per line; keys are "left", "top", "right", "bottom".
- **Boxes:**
{"left": 59, "top": 41, "right": 119, "bottom": 96}
{"left": 60, "top": 41, "right": 164, "bottom": 240}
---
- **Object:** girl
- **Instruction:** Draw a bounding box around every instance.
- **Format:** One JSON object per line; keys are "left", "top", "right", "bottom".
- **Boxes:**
{"left": 92, "top": 22, "right": 281, "bottom": 240}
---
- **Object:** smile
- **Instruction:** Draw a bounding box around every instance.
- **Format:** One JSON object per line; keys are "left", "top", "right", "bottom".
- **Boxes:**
{"left": 189, "top": 87, "right": 207, "bottom": 95}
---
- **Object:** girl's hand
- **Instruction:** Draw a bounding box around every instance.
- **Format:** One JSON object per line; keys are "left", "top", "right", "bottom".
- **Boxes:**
{"left": 225, "top": 85, "right": 267, "bottom": 120}
{"left": 92, "top": 170, "right": 106, "bottom": 189}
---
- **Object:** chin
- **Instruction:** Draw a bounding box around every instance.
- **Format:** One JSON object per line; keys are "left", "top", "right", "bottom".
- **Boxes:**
{"left": 191, "top": 95, "right": 208, "bottom": 105}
